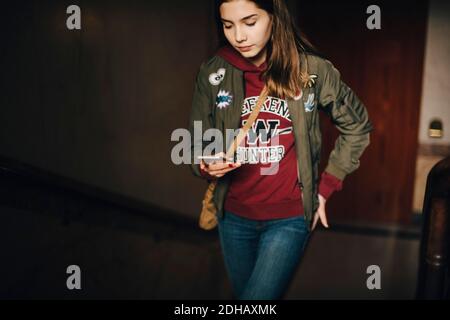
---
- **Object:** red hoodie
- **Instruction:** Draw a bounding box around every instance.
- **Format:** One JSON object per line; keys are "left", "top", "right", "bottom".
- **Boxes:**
{"left": 202, "top": 45, "right": 343, "bottom": 219}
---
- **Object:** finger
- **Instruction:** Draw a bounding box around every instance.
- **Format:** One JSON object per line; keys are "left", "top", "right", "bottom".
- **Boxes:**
{"left": 209, "top": 162, "right": 241, "bottom": 171}
{"left": 208, "top": 162, "right": 229, "bottom": 170}
{"left": 318, "top": 193, "right": 326, "bottom": 203}
{"left": 319, "top": 209, "right": 329, "bottom": 228}
{"left": 200, "top": 160, "right": 207, "bottom": 170}
{"left": 312, "top": 212, "right": 319, "bottom": 231}
{"left": 209, "top": 164, "right": 241, "bottom": 176}
{"left": 202, "top": 160, "right": 211, "bottom": 170}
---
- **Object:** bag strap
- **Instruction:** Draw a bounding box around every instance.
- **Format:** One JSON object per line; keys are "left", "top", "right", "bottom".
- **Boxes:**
{"left": 225, "top": 85, "right": 269, "bottom": 160}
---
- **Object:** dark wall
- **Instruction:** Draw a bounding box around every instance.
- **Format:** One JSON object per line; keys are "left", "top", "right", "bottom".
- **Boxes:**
{"left": 0, "top": 0, "right": 429, "bottom": 224}
{"left": 0, "top": 0, "right": 215, "bottom": 218}
{"left": 296, "top": 0, "right": 428, "bottom": 223}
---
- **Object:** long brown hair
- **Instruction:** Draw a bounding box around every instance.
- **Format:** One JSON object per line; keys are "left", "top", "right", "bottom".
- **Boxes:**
{"left": 215, "top": 0, "right": 323, "bottom": 99}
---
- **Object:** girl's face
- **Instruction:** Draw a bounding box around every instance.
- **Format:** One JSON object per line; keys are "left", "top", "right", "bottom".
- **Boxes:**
{"left": 220, "top": 0, "right": 273, "bottom": 66}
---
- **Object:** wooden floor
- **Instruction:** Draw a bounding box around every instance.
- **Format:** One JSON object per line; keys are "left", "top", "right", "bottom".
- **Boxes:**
{"left": 0, "top": 204, "right": 421, "bottom": 300}
{"left": 286, "top": 225, "right": 420, "bottom": 299}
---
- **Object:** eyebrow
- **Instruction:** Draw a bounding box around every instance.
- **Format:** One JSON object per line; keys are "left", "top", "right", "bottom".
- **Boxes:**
{"left": 220, "top": 14, "right": 258, "bottom": 23}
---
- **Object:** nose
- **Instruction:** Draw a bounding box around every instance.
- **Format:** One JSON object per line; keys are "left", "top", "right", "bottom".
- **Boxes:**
{"left": 234, "top": 27, "right": 247, "bottom": 43}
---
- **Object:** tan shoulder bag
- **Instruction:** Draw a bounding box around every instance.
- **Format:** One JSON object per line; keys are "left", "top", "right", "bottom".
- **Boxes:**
{"left": 199, "top": 85, "right": 269, "bottom": 230}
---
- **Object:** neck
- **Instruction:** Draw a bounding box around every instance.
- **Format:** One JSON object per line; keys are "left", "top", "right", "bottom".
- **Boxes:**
{"left": 248, "top": 47, "right": 267, "bottom": 67}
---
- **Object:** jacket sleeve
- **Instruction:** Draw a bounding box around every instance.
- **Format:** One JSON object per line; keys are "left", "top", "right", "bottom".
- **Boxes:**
{"left": 318, "top": 59, "right": 374, "bottom": 181}
{"left": 318, "top": 171, "right": 343, "bottom": 200}
{"left": 188, "top": 62, "right": 214, "bottom": 180}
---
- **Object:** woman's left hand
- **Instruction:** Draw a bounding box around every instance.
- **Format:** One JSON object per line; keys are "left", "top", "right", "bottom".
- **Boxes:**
{"left": 312, "top": 194, "right": 329, "bottom": 231}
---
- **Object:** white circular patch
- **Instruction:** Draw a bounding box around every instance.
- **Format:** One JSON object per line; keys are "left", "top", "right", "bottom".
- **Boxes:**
{"left": 209, "top": 68, "right": 226, "bottom": 86}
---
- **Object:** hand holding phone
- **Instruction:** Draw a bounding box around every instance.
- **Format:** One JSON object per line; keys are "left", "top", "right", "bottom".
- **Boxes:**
{"left": 198, "top": 152, "right": 241, "bottom": 178}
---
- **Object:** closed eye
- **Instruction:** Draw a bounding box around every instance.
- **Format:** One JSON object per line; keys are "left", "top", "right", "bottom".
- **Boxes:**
{"left": 223, "top": 22, "right": 256, "bottom": 29}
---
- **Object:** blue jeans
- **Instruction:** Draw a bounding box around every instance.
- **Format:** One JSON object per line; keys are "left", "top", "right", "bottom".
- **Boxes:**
{"left": 217, "top": 210, "right": 311, "bottom": 300}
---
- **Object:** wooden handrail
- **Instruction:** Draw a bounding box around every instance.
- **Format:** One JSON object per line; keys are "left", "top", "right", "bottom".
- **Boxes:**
{"left": 0, "top": 153, "right": 202, "bottom": 232}
{"left": 416, "top": 156, "right": 450, "bottom": 299}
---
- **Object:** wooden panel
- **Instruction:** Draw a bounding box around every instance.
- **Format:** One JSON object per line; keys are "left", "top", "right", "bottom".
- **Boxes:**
{"left": 296, "top": 0, "right": 428, "bottom": 224}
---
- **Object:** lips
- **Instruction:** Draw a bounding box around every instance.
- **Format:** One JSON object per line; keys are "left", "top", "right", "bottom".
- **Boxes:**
{"left": 237, "top": 45, "right": 253, "bottom": 52}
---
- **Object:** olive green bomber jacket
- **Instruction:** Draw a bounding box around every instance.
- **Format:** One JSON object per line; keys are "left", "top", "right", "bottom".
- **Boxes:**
{"left": 188, "top": 52, "right": 374, "bottom": 230}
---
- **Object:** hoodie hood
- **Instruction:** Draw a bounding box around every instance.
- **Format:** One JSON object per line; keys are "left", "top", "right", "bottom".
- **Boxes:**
{"left": 217, "top": 45, "right": 267, "bottom": 97}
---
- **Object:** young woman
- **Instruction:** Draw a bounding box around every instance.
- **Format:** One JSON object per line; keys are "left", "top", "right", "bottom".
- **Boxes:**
{"left": 188, "top": 0, "right": 373, "bottom": 300}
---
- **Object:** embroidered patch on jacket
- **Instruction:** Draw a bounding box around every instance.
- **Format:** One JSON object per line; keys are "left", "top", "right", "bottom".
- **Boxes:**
{"left": 304, "top": 93, "right": 315, "bottom": 112}
{"left": 209, "top": 68, "right": 226, "bottom": 86}
{"left": 301, "top": 73, "right": 318, "bottom": 88}
{"left": 216, "top": 89, "right": 233, "bottom": 109}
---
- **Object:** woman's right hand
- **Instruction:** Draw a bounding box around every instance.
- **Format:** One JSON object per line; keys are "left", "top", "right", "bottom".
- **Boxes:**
{"left": 200, "top": 152, "right": 241, "bottom": 179}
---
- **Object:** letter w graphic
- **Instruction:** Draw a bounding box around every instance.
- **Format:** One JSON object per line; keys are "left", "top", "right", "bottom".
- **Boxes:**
{"left": 244, "top": 119, "right": 280, "bottom": 145}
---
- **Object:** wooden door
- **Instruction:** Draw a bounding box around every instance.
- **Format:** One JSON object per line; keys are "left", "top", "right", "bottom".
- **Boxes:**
{"left": 295, "top": 0, "right": 428, "bottom": 224}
